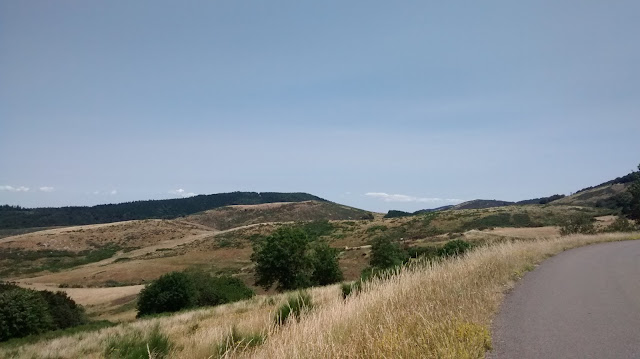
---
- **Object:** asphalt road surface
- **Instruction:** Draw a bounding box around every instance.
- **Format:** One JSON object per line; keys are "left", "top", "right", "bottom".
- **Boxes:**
{"left": 490, "top": 240, "right": 640, "bottom": 359}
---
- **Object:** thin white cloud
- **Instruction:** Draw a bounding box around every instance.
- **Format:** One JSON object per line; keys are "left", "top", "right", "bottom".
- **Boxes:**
{"left": 39, "top": 186, "right": 55, "bottom": 192}
{"left": 365, "top": 192, "right": 464, "bottom": 203}
{"left": 90, "top": 189, "right": 118, "bottom": 195}
{"left": 169, "top": 188, "right": 197, "bottom": 198}
{"left": 0, "top": 185, "right": 30, "bottom": 192}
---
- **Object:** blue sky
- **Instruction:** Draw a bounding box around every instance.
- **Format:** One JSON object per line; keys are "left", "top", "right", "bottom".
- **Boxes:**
{"left": 1, "top": 1, "right": 639, "bottom": 213}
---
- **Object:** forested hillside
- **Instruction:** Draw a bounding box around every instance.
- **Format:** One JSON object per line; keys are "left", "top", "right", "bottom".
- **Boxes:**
{"left": 0, "top": 192, "right": 324, "bottom": 229}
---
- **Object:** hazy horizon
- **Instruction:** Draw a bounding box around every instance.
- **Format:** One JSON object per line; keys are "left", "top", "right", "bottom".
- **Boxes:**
{"left": 2, "top": 1, "right": 639, "bottom": 213}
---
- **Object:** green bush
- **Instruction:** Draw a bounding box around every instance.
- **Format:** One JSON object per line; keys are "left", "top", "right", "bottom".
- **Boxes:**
{"left": 39, "top": 290, "right": 87, "bottom": 329}
{"left": 137, "top": 272, "right": 197, "bottom": 317}
{"left": 137, "top": 271, "right": 254, "bottom": 317}
{"left": 0, "top": 289, "right": 54, "bottom": 341}
{"left": 105, "top": 325, "right": 172, "bottom": 359}
{"left": 438, "top": 240, "right": 473, "bottom": 257}
{"left": 559, "top": 215, "right": 596, "bottom": 236}
{"left": 603, "top": 216, "right": 637, "bottom": 233}
{"left": 189, "top": 271, "right": 254, "bottom": 306}
{"left": 274, "top": 291, "right": 312, "bottom": 326}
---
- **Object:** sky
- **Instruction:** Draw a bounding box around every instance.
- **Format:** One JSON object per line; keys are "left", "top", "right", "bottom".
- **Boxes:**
{"left": 1, "top": 1, "right": 639, "bottom": 213}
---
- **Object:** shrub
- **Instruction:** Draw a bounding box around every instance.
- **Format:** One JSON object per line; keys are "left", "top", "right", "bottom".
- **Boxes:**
{"left": 438, "top": 240, "right": 473, "bottom": 257}
{"left": 0, "top": 288, "right": 54, "bottom": 341}
{"left": 39, "top": 290, "right": 87, "bottom": 329}
{"left": 137, "top": 272, "right": 197, "bottom": 317}
{"left": 137, "top": 271, "right": 254, "bottom": 317}
{"left": 369, "top": 236, "right": 408, "bottom": 270}
{"left": 0, "top": 281, "right": 20, "bottom": 293}
{"left": 340, "top": 281, "right": 363, "bottom": 299}
{"left": 461, "top": 213, "right": 512, "bottom": 230}
{"left": 511, "top": 213, "right": 534, "bottom": 227}
{"left": 274, "top": 291, "right": 312, "bottom": 326}
{"left": 406, "top": 246, "right": 439, "bottom": 259}
{"left": 559, "top": 215, "right": 596, "bottom": 236}
{"left": 603, "top": 216, "right": 637, "bottom": 233}
{"left": 310, "top": 241, "right": 343, "bottom": 286}
{"left": 190, "top": 272, "right": 254, "bottom": 306}
{"left": 105, "top": 325, "right": 171, "bottom": 359}
{"left": 213, "top": 326, "right": 265, "bottom": 357}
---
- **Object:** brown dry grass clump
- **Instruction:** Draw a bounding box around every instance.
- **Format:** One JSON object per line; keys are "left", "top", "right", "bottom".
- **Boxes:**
{"left": 2, "top": 232, "right": 637, "bottom": 358}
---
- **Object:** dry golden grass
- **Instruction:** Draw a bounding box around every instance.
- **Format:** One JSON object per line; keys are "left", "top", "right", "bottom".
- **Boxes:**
{"left": 3, "top": 232, "right": 638, "bottom": 359}
{"left": 0, "top": 219, "right": 209, "bottom": 252}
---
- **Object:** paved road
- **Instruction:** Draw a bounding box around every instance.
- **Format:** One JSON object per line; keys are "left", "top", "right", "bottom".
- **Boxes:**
{"left": 490, "top": 240, "right": 640, "bottom": 359}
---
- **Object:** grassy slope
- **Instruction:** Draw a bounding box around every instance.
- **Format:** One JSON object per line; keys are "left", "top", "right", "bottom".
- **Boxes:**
{"left": 185, "top": 201, "right": 373, "bottom": 230}
{"left": 3, "top": 232, "right": 638, "bottom": 358}
{"left": 550, "top": 182, "right": 629, "bottom": 207}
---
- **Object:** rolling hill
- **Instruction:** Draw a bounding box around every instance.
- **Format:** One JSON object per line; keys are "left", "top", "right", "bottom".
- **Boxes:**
{"left": 186, "top": 200, "right": 373, "bottom": 230}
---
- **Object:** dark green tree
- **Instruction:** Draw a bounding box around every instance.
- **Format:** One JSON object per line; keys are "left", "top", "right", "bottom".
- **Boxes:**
{"left": 369, "top": 236, "right": 408, "bottom": 270}
{"left": 629, "top": 164, "right": 640, "bottom": 220}
{"left": 137, "top": 272, "right": 197, "bottom": 317}
{"left": 310, "top": 241, "right": 343, "bottom": 286}
{"left": 0, "top": 289, "right": 54, "bottom": 341}
{"left": 39, "top": 290, "right": 87, "bottom": 329}
{"left": 251, "top": 226, "right": 313, "bottom": 291}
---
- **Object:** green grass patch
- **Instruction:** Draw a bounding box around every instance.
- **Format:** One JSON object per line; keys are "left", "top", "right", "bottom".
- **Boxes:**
{"left": 105, "top": 325, "right": 172, "bottom": 359}
{"left": 213, "top": 326, "right": 265, "bottom": 357}
{"left": 274, "top": 291, "right": 313, "bottom": 326}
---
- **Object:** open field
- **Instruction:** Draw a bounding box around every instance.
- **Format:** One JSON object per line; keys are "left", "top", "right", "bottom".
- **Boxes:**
{"left": 2, "top": 232, "right": 637, "bottom": 358}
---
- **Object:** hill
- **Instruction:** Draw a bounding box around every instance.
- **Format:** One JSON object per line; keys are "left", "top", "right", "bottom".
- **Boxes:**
{"left": 186, "top": 201, "right": 373, "bottom": 230}
{"left": 451, "top": 199, "right": 514, "bottom": 210}
{"left": 550, "top": 183, "right": 631, "bottom": 208}
{"left": 0, "top": 192, "right": 324, "bottom": 229}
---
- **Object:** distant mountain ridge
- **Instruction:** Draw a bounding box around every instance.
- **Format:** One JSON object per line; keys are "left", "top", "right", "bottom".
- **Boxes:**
{"left": 0, "top": 192, "right": 325, "bottom": 229}
{"left": 384, "top": 168, "right": 638, "bottom": 217}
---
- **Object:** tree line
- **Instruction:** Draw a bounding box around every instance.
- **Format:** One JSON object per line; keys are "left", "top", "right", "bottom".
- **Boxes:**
{"left": 0, "top": 192, "right": 324, "bottom": 229}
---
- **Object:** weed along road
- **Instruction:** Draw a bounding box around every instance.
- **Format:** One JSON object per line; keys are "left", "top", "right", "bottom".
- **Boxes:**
{"left": 490, "top": 240, "right": 640, "bottom": 359}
